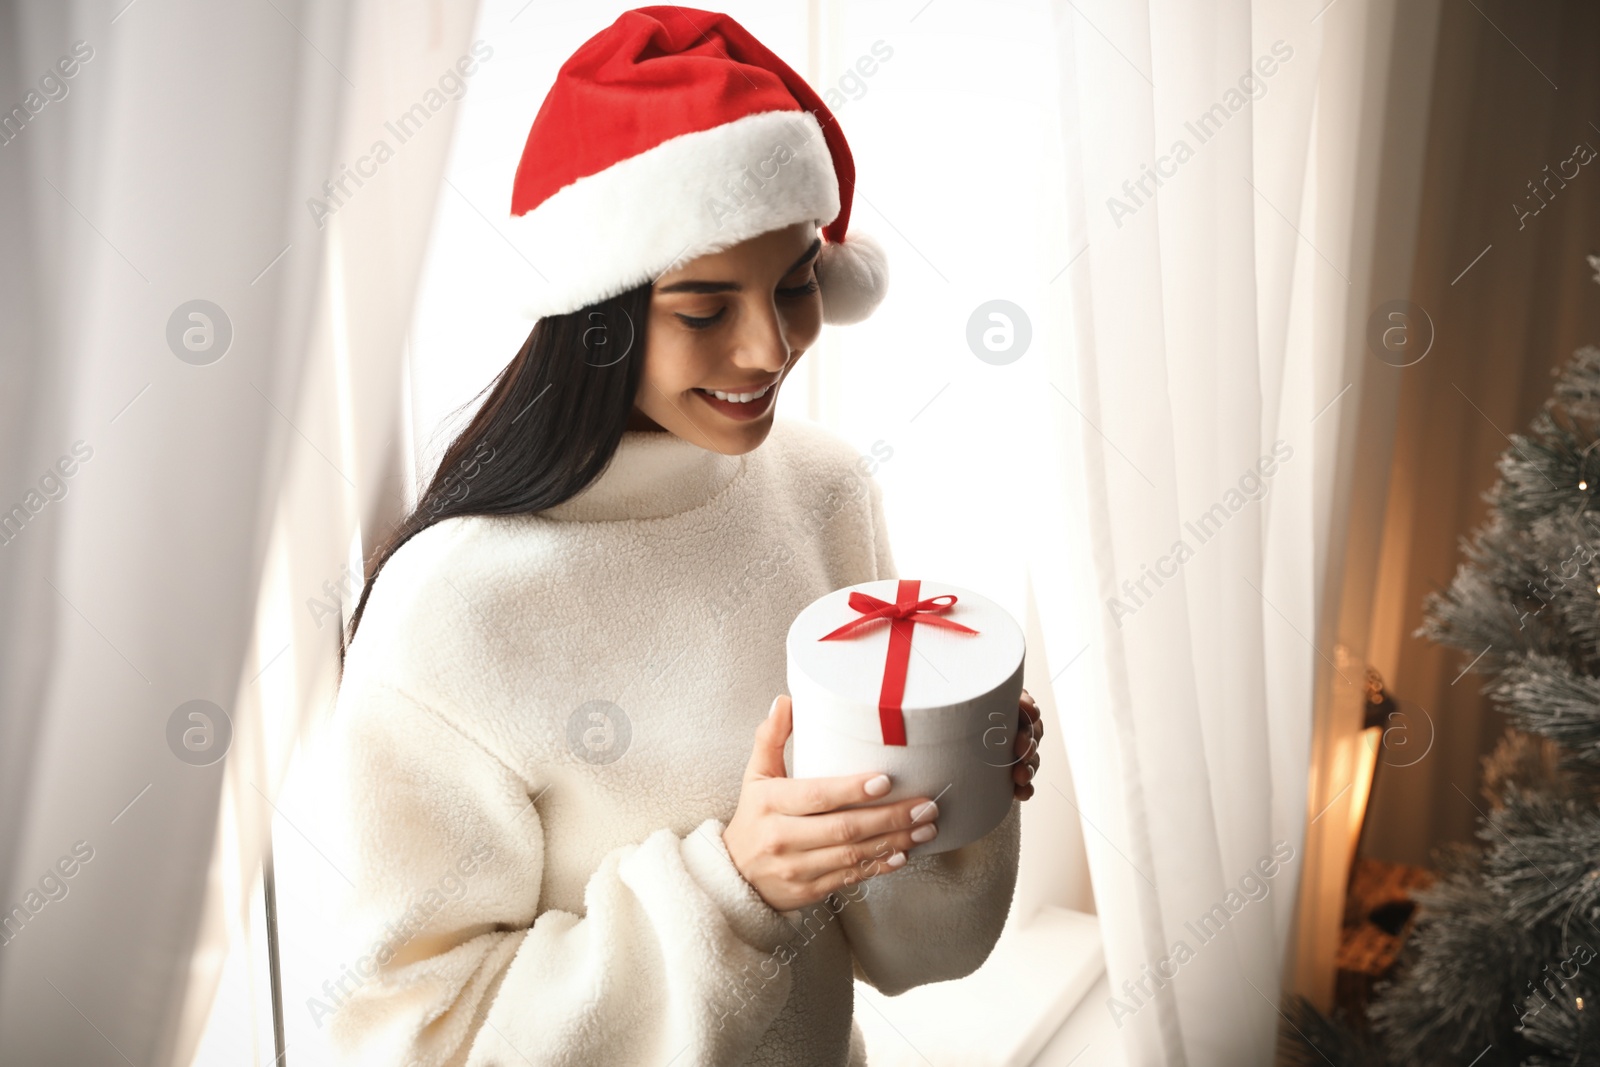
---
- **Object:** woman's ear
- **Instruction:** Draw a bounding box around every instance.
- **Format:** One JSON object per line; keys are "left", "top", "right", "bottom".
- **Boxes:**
{"left": 816, "top": 232, "right": 889, "bottom": 325}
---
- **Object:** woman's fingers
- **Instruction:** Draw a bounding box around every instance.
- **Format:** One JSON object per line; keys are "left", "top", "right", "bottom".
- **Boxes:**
{"left": 732, "top": 797, "right": 941, "bottom": 906}
{"left": 744, "top": 694, "right": 793, "bottom": 782}
{"left": 1014, "top": 748, "right": 1038, "bottom": 798}
{"left": 806, "top": 850, "right": 900, "bottom": 903}
{"left": 793, "top": 820, "right": 940, "bottom": 895}
{"left": 1014, "top": 703, "right": 1042, "bottom": 760}
{"left": 772, "top": 794, "right": 937, "bottom": 854}
{"left": 762, "top": 770, "right": 906, "bottom": 817}
{"left": 1014, "top": 692, "right": 1042, "bottom": 800}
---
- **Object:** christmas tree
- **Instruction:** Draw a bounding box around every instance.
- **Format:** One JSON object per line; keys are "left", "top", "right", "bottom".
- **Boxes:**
{"left": 1283, "top": 257, "right": 1600, "bottom": 1067}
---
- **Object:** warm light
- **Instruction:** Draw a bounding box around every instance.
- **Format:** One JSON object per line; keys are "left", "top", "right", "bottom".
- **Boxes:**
{"left": 1348, "top": 725, "right": 1383, "bottom": 866}
{"left": 1581, "top": 480, "right": 1589, "bottom": 490}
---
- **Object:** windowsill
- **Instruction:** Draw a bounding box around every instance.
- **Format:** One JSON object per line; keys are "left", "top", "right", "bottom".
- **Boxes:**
{"left": 1027, "top": 971, "right": 1130, "bottom": 1066}
{"left": 853, "top": 906, "right": 1105, "bottom": 1067}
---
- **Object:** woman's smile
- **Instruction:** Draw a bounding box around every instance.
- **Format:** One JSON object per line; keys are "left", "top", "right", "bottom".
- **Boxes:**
{"left": 691, "top": 377, "right": 782, "bottom": 421}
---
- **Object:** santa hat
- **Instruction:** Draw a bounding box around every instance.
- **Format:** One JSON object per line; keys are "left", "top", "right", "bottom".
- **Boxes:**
{"left": 507, "top": 6, "right": 889, "bottom": 325}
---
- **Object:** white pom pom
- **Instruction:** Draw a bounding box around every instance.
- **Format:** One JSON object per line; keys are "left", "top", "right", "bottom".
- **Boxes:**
{"left": 816, "top": 231, "right": 890, "bottom": 325}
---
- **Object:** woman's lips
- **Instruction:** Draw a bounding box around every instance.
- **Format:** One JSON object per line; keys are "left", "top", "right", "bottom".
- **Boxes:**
{"left": 693, "top": 385, "right": 777, "bottom": 421}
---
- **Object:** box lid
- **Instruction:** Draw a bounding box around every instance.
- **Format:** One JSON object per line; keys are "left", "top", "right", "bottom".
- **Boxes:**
{"left": 786, "top": 578, "right": 1024, "bottom": 711}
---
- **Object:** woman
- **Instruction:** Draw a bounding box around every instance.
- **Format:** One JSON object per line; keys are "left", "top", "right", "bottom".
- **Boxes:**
{"left": 317, "top": 8, "right": 1044, "bottom": 1065}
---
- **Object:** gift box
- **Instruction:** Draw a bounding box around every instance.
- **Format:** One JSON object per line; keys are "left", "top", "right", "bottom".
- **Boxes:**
{"left": 785, "top": 578, "right": 1026, "bottom": 855}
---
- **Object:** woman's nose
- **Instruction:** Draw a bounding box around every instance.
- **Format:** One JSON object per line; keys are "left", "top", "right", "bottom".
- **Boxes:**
{"left": 729, "top": 299, "right": 793, "bottom": 372}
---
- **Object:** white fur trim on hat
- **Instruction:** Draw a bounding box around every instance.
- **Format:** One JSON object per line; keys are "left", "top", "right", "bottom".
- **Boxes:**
{"left": 509, "top": 110, "right": 840, "bottom": 321}
{"left": 817, "top": 231, "right": 889, "bottom": 325}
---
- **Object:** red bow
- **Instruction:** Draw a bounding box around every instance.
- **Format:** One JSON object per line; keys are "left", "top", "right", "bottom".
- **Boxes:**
{"left": 817, "top": 578, "right": 980, "bottom": 745}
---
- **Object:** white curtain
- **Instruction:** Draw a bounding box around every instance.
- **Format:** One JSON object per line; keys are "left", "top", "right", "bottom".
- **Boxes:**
{"left": 1046, "top": 0, "right": 1433, "bottom": 1061}
{"left": 0, "top": 0, "right": 480, "bottom": 1063}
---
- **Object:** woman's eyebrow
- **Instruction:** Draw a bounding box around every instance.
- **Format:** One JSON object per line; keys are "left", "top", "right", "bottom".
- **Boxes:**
{"left": 784, "top": 236, "right": 824, "bottom": 274}
{"left": 655, "top": 237, "right": 823, "bottom": 294}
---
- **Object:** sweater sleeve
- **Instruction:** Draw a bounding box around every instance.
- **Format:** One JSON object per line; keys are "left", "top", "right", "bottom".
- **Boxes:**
{"left": 320, "top": 676, "right": 801, "bottom": 1066}
{"left": 838, "top": 798, "right": 1022, "bottom": 997}
{"left": 839, "top": 466, "right": 1023, "bottom": 996}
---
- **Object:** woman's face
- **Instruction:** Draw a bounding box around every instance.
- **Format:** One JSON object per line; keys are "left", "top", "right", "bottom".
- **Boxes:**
{"left": 630, "top": 220, "right": 823, "bottom": 453}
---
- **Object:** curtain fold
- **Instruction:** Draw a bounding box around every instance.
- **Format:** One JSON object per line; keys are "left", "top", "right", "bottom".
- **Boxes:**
{"left": 183, "top": 3, "right": 488, "bottom": 1061}
{"left": 0, "top": 1, "right": 482, "bottom": 1062}
{"left": 1046, "top": 0, "right": 1431, "bottom": 1059}
{"left": 1361, "top": 0, "right": 1600, "bottom": 873}
{"left": 0, "top": 2, "right": 355, "bottom": 1062}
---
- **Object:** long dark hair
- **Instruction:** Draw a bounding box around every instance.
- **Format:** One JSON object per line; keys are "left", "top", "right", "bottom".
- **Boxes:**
{"left": 340, "top": 279, "right": 655, "bottom": 667}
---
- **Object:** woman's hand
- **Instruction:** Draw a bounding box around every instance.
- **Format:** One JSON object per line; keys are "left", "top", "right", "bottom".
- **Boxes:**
{"left": 1014, "top": 688, "right": 1043, "bottom": 801}
{"left": 723, "top": 694, "right": 940, "bottom": 913}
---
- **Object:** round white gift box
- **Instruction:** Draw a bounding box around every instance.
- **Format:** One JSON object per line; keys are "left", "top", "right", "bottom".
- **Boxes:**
{"left": 785, "top": 578, "right": 1026, "bottom": 855}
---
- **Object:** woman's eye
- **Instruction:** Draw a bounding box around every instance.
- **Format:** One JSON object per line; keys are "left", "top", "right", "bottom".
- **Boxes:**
{"left": 674, "top": 277, "right": 815, "bottom": 329}
{"left": 675, "top": 308, "right": 726, "bottom": 330}
{"left": 777, "top": 277, "right": 819, "bottom": 298}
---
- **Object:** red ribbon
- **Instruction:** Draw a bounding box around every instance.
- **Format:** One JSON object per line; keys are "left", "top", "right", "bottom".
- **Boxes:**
{"left": 816, "top": 578, "right": 980, "bottom": 746}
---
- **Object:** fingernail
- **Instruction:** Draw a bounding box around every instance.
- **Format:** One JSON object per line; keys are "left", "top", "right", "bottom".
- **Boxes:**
{"left": 911, "top": 823, "right": 938, "bottom": 844}
{"left": 769, "top": 696, "right": 780, "bottom": 719}
{"left": 886, "top": 850, "right": 907, "bottom": 868}
{"left": 911, "top": 800, "right": 938, "bottom": 824}
{"left": 864, "top": 774, "right": 891, "bottom": 796}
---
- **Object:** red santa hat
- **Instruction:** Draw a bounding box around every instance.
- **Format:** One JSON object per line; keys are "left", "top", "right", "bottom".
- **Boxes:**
{"left": 507, "top": 5, "right": 889, "bottom": 325}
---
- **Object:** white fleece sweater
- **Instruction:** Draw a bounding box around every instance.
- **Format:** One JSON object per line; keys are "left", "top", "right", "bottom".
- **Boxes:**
{"left": 316, "top": 414, "right": 1021, "bottom": 1067}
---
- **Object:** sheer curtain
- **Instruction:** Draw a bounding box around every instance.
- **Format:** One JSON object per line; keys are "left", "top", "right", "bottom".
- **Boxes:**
{"left": 0, "top": 0, "right": 357, "bottom": 1062}
{"left": 1045, "top": 0, "right": 1437, "bottom": 1061}
{"left": 186, "top": 3, "right": 486, "bottom": 1063}
{"left": 0, "top": 0, "right": 482, "bottom": 1063}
